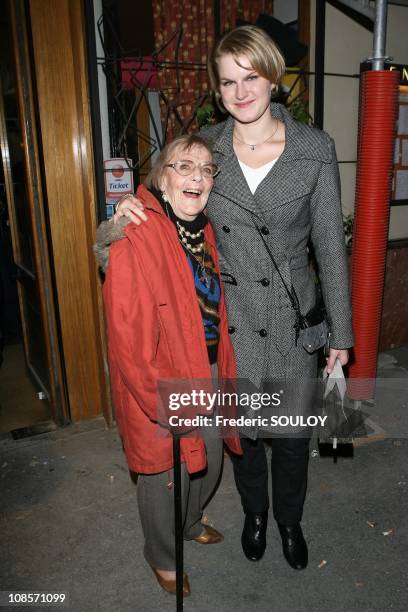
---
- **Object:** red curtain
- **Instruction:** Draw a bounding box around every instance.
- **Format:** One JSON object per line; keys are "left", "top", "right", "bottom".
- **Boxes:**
{"left": 152, "top": 1, "right": 274, "bottom": 138}
{"left": 152, "top": 1, "right": 215, "bottom": 136}
{"left": 221, "top": 1, "right": 274, "bottom": 31}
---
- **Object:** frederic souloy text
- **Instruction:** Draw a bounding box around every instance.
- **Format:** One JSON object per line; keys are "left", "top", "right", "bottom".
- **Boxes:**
{"left": 168, "top": 390, "right": 281, "bottom": 412}
{"left": 168, "top": 415, "right": 328, "bottom": 428}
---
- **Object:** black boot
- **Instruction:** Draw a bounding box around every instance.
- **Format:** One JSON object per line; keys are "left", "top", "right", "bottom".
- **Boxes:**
{"left": 241, "top": 512, "right": 268, "bottom": 561}
{"left": 278, "top": 523, "right": 308, "bottom": 570}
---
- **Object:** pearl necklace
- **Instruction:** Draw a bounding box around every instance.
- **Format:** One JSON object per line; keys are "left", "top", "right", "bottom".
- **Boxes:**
{"left": 176, "top": 222, "right": 212, "bottom": 288}
{"left": 176, "top": 221, "right": 205, "bottom": 254}
{"left": 233, "top": 120, "right": 279, "bottom": 151}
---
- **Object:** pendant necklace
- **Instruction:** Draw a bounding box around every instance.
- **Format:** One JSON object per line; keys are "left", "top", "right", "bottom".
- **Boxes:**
{"left": 186, "top": 245, "right": 213, "bottom": 290}
{"left": 164, "top": 198, "right": 212, "bottom": 288}
{"left": 233, "top": 120, "right": 279, "bottom": 151}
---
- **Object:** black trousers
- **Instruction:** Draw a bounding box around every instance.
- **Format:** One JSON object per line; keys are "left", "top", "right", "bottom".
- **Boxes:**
{"left": 231, "top": 437, "right": 310, "bottom": 525}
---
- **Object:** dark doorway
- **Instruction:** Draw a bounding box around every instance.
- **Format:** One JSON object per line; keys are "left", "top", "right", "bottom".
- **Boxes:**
{"left": 0, "top": 2, "right": 64, "bottom": 434}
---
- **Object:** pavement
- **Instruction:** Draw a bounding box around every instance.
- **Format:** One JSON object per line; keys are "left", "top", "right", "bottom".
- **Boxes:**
{"left": 1, "top": 349, "right": 408, "bottom": 612}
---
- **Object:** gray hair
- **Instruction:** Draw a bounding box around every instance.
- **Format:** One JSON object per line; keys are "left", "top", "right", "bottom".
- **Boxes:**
{"left": 145, "top": 134, "right": 213, "bottom": 190}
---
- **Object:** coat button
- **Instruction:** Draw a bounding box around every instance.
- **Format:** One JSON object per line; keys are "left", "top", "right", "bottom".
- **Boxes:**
{"left": 260, "top": 226, "right": 269, "bottom": 235}
{"left": 259, "top": 329, "right": 268, "bottom": 337}
{"left": 228, "top": 326, "right": 235, "bottom": 334}
{"left": 260, "top": 278, "right": 270, "bottom": 287}
{"left": 222, "top": 225, "right": 231, "bottom": 233}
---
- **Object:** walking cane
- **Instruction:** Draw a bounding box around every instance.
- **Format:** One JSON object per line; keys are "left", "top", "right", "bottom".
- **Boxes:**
{"left": 172, "top": 433, "right": 184, "bottom": 611}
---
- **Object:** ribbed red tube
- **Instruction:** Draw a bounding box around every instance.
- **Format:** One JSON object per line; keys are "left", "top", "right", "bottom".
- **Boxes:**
{"left": 348, "top": 70, "right": 399, "bottom": 399}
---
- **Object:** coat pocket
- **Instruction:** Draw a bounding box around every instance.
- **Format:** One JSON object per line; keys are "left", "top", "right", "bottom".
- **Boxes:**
{"left": 154, "top": 304, "right": 174, "bottom": 368}
{"left": 289, "top": 252, "right": 309, "bottom": 271}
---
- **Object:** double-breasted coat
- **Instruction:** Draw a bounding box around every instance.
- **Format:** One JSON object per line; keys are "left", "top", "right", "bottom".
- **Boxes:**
{"left": 200, "top": 103, "right": 353, "bottom": 393}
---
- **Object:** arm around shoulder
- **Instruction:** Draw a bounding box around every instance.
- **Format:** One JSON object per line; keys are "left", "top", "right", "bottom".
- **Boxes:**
{"left": 94, "top": 216, "right": 131, "bottom": 272}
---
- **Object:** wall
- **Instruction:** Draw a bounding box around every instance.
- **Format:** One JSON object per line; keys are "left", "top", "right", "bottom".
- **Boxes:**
{"left": 273, "top": 0, "right": 298, "bottom": 23}
{"left": 94, "top": 0, "right": 110, "bottom": 162}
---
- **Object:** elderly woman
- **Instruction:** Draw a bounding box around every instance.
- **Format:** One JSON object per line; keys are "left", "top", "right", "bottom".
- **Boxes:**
{"left": 99, "top": 134, "right": 241, "bottom": 597}
{"left": 97, "top": 25, "right": 353, "bottom": 572}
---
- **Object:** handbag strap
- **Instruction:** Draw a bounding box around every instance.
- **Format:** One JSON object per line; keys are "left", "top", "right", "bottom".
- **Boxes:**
{"left": 253, "top": 222, "right": 305, "bottom": 341}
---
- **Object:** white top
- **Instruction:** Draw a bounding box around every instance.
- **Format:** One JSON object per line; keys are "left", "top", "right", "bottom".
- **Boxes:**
{"left": 238, "top": 158, "right": 278, "bottom": 194}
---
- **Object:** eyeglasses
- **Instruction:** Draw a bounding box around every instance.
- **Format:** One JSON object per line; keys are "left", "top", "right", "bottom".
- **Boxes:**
{"left": 165, "top": 160, "right": 220, "bottom": 179}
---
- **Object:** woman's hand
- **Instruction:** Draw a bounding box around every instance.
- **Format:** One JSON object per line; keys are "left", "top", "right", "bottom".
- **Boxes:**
{"left": 326, "top": 348, "right": 349, "bottom": 374}
{"left": 113, "top": 194, "right": 148, "bottom": 225}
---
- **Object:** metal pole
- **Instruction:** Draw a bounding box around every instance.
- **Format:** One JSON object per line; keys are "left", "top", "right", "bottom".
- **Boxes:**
{"left": 173, "top": 435, "right": 184, "bottom": 611}
{"left": 213, "top": 0, "right": 221, "bottom": 41}
{"left": 314, "top": 0, "right": 326, "bottom": 129}
{"left": 372, "top": 0, "right": 388, "bottom": 70}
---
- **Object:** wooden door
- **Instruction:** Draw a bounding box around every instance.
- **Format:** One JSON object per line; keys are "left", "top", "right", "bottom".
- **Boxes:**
{"left": 26, "top": 0, "right": 112, "bottom": 425}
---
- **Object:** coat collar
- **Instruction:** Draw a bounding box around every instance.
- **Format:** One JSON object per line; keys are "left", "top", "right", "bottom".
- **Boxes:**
{"left": 137, "top": 184, "right": 164, "bottom": 214}
{"left": 135, "top": 185, "right": 218, "bottom": 250}
{"left": 212, "top": 103, "right": 331, "bottom": 163}
{"left": 208, "top": 103, "right": 331, "bottom": 218}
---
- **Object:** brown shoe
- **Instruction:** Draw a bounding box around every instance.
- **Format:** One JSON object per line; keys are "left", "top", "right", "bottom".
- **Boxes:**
{"left": 151, "top": 567, "right": 190, "bottom": 597}
{"left": 194, "top": 525, "right": 224, "bottom": 544}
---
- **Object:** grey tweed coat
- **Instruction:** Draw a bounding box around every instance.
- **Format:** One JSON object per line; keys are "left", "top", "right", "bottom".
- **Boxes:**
{"left": 199, "top": 102, "right": 353, "bottom": 391}
{"left": 96, "top": 103, "right": 353, "bottom": 397}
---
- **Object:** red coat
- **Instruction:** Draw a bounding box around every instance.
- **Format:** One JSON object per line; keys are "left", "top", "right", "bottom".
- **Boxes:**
{"left": 103, "top": 185, "right": 242, "bottom": 474}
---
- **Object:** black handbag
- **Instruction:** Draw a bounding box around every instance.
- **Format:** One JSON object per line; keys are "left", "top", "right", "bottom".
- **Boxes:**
{"left": 299, "top": 300, "right": 330, "bottom": 354}
{"left": 255, "top": 223, "right": 330, "bottom": 354}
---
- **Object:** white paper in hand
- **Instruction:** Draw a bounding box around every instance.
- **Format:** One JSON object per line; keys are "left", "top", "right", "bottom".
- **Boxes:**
{"left": 323, "top": 358, "right": 346, "bottom": 400}
{"left": 323, "top": 359, "right": 348, "bottom": 448}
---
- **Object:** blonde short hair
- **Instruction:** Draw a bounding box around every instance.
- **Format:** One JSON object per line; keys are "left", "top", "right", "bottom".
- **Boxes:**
{"left": 145, "top": 134, "right": 213, "bottom": 191}
{"left": 208, "top": 25, "right": 286, "bottom": 100}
